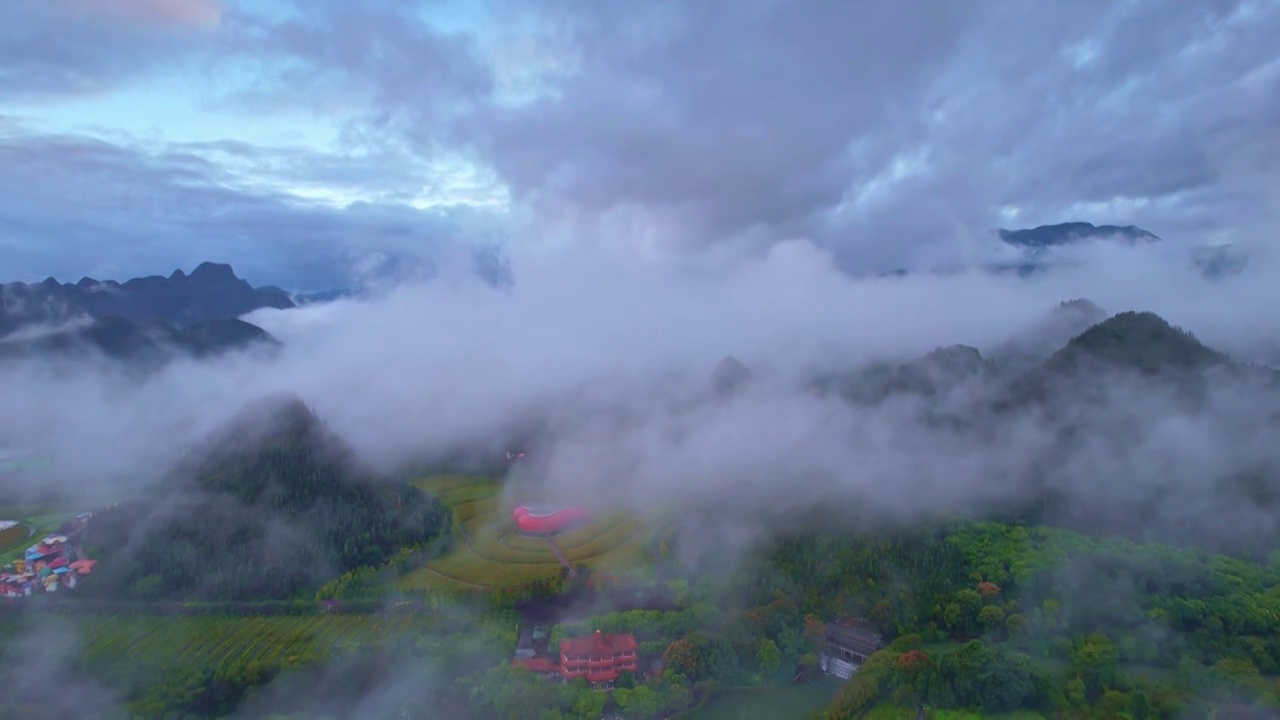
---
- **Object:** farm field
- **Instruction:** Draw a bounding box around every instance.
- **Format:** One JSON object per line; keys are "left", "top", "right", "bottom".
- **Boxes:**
{"left": 74, "top": 613, "right": 443, "bottom": 673}
{"left": 0, "top": 512, "right": 72, "bottom": 563}
{"left": 0, "top": 520, "right": 30, "bottom": 551}
{"left": 399, "top": 475, "right": 654, "bottom": 592}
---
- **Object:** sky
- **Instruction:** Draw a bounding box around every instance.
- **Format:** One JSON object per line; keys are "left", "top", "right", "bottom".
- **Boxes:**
{"left": 1, "top": 0, "right": 1277, "bottom": 289}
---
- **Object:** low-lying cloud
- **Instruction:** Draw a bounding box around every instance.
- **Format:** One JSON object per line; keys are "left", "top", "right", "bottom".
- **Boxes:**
{"left": 2, "top": 240, "right": 1278, "bottom": 557}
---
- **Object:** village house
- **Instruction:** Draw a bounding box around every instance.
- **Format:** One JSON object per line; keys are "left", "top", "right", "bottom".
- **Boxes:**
{"left": 515, "top": 630, "right": 640, "bottom": 690}
{"left": 820, "top": 618, "right": 884, "bottom": 679}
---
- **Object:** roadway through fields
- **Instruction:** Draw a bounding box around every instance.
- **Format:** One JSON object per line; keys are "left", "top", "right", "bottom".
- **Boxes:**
{"left": 544, "top": 538, "right": 575, "bottom": 576}
{"left": 415, "top": 565, "right": 488, "bottom": 590}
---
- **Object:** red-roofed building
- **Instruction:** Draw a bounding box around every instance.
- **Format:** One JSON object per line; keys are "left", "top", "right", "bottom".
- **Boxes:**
{"left": 513, "top": 631, "right": 639, "bottom": 689}
{"left": 561, "top": 631, "right": 639, "bottom": 688}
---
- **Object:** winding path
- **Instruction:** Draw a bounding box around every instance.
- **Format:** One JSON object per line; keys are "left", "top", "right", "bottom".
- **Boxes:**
{"left": 415, "top": 565, "right": 488, "bottom": 590}
{"left": 414, "top": 510, "right": 491, "bottom": 590}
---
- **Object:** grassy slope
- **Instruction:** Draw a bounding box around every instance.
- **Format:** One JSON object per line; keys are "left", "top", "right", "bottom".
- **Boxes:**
{"left": 398, "top": 476, "right": 653, "bottom": 592}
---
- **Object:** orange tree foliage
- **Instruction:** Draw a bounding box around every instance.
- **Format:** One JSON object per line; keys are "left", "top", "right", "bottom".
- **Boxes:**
{"left": 662, "top": 637, "right": 703, "bottom": 681}
{"left": 896, "top": 649, "right": 930, "bottom": 672}
{"left": 976, "top": 581, "right": 1001, "bottom": 598}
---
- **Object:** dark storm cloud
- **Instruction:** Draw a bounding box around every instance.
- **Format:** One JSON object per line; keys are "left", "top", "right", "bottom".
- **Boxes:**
{"left": 429, "top": 0, "right": 1277, "bottom": 265}
{"left": 0, "top": 125, "right": 490, "bottom": 287}
{"left": 813, "top": 0, "right": 1280, "bottom": 264}
{"left": 0, "top": 0, "right": 223, "bottom": 101}
{"left": 451, "top": 0, "right": 966, "bottom": 252}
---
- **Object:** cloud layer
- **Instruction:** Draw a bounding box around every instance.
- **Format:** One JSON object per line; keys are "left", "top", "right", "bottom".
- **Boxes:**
{"left": 3, "top": 242, "right": 1278, "bottom": 559}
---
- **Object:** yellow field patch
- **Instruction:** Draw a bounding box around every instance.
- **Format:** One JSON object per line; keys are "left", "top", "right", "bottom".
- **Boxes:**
{"left": 401, "top": 475, "right": 654, "bottom": 591}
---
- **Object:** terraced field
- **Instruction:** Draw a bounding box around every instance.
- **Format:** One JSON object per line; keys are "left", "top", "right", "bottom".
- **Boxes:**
{"left": 75, "top": 614, "right": 442, "bottom": 673}
{"left": 399, "top": 476, "right": 653, "bottom": 592}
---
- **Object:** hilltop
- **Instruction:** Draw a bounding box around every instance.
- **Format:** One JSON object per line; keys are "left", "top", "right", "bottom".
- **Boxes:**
{"left": 1042, "top": 311, "right": 1227, "bottom": 375}
{"left": 710, "top": 355, "right": 753, "bottom": 399}
{"left": 0, "top": 261, "right": 293, "bottom": 338}
{"left": 82, "top": 394, "right": 451, "bottom": 601}
{"left": 1007, "top": 310, "right": 1234, "bottom": 409}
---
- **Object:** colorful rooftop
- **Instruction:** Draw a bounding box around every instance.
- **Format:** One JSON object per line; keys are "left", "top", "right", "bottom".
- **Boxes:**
{"left": 512, "top": 504, "right": 588, "bottom": 536}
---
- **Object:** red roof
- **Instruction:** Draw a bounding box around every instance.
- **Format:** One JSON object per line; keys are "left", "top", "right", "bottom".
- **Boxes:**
{"left": 560, "top": 631, "right": 638, "bottom": 657}
{"left": 512, "top": 505, "right": 589, "bottom": 535}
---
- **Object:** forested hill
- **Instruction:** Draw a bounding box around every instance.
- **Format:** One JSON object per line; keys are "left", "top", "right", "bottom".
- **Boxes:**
{"left": 83, "top": 395, "right": 450, "bottom": 602}
{"left": 1003, "top": 310, "right": 1280, "bottom": 414}
{"left": 1041, "top": 311, "right": 1229, "bottom": 376}
{"left": 800, "top": 308, "right": 1280, "bottom": 559}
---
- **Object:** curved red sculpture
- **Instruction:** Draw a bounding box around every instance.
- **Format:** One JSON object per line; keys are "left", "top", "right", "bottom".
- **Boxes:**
{"left": 512, "top": 504, "right": 588, "bottom": 537}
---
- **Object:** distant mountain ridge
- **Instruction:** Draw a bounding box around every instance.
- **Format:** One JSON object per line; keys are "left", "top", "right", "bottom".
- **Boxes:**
{"left": 997, "top": 222, "right": 1162, "bottom": 248}
{"left": 985, "top": 221, "right": 1247, "bottom": 278}
{"left": 0, "top": 261, "right": 293, "bottom": 338}
{"left": 0, "top": 316, "right": 279, "bottom": 367}
{"left": 814, "top": 303, "right": 1263, "bottom": 412}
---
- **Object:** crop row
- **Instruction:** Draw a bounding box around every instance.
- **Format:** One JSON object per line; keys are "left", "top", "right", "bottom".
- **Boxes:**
{"left": 418, "top": 551, "right": 564, "bottom": 588}
{"left": 458, "top": 507, "right": 650, "bottom": 567}
{"left": 563, "top": 516, "right": 648, "bottom": 562}
{"left": 78, "top": 614, "right": 433, "bottom": 671}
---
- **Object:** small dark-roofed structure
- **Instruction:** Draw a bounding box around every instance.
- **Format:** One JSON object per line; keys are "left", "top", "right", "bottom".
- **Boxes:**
{"left": 825, "top": 618, "right": 883, "bottom": 665}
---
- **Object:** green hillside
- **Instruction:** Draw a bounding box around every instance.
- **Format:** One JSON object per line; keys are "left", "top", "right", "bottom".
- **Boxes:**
{"left": 82, "top": 396, "right": 451, "bottom": 602}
